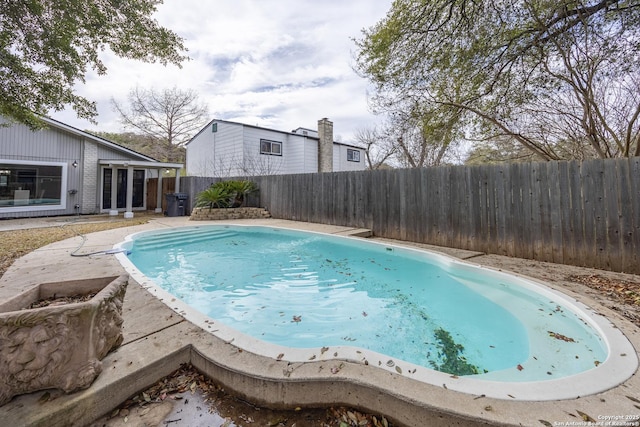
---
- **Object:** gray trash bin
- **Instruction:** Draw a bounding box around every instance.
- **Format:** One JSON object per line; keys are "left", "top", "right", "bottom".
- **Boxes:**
{"left": 165, "top": 192, "right": 188, "bottom": 216}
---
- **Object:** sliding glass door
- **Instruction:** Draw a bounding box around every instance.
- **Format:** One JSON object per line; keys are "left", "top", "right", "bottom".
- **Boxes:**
{"left": 102, "top": 168, "right": 145, "bottom": 210}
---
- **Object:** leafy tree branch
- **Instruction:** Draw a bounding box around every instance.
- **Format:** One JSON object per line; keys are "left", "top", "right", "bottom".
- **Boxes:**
{"left": 354, "top": 0, "right": 640, "bottom": 162}
{"left": 1, "top": 0, "right": 187, "bottom": 128}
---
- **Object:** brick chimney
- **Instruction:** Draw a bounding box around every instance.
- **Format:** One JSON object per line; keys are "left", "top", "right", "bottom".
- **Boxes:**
{"left": 317, "top": 118, "right": 333, "bottom": 173}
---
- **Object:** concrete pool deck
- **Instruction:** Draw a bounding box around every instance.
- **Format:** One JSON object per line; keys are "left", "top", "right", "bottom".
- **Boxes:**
{"left": 1, "top": 216, "right": 639, "bottom": 426}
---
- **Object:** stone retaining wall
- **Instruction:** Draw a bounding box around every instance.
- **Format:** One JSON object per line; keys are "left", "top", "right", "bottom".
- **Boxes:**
{"left": 190, "top": 207, "right": 271, "bottom": 221}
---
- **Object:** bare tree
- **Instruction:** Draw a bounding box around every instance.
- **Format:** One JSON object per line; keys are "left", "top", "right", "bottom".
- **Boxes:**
{"left": 354, "top": 126, "right": 397, "bottom": 169}
{"left": 190, "top": 154, "right": 240, "bottom": 178}
{"left": 389, "top": 103, "right": 464, "bottom": 168}
{"left": 240, "top": 150, "right": 284, "bottom": 176}
{"left": 355, "top": 108, "right": 463, "bottom": 169}
{"left": 112, "top": 86, "right": 209, "bottom": 147}
{"left": 91, "top": 130, "right": 185, "bottom": 163}
{"left": 189, "top": 150, "right": 284, "bottom": 178}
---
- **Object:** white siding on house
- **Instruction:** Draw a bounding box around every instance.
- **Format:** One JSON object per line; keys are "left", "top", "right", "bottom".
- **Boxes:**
{"left": 303, "top": 137, "right": 318, "bottom": 173}
{"left": 187, "top": 121, "right": 245, "bottom": 177}
{"left": 283, "top": 134, "right": 306, "bottom": 174}
{"left": 216, "top": 122, "right": 244, "bottom": 177}
{"left": 333, "top": 144, "right": 365, "bottom": 172}
{"left": 185, "top": 122, "right": 213, "bottom": 176}
{"left": 186, "top": 119, "right": 366, "bottom": 178}
{"left": 242, "top": 126, "right": 286, "bottom": 176}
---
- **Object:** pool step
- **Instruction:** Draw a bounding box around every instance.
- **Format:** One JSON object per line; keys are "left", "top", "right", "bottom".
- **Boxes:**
{"left": 133, "top": 229, "right": 238, "bottom": 250}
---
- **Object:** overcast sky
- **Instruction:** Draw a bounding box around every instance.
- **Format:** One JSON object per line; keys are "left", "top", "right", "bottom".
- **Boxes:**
{"left": 50, "top": 1, "right": 393, "bottom": 144}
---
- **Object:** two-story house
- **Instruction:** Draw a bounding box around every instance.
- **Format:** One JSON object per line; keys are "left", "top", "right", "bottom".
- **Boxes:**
{"left": 186, "top": 118, "right": 366, "bottom": 177}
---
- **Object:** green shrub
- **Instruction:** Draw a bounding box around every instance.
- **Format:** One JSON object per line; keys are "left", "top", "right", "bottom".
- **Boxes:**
{"left": 195, "top": 180, "right": 258, "bottom": 210}
{"left": 195, "top": 186, "right": 231, "bottom": 210}
{"left": 221, "top": 180, "right": 258, "bottom": 207}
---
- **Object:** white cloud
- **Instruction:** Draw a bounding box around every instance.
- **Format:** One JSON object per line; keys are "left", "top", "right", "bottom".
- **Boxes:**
{"left": 50, "top": 0, "right": 391, "bottom": 143}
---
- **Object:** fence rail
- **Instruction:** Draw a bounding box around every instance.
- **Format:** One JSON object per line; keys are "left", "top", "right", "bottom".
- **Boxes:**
{"left": 180, "top": 157, "right": 640, "bottom": 274}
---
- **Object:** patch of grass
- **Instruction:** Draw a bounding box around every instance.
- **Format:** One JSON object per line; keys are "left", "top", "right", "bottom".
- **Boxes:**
{"left": 0, "top": 216, "right": 151, "bottom": 278}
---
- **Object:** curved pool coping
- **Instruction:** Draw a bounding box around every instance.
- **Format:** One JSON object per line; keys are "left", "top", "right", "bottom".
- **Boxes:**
{"left": 114, "top": 224, "right": 638, "bottom": 401}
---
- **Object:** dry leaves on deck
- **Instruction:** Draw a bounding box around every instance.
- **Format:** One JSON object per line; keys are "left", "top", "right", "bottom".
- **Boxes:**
{"left": 568, "top": 274, "right": 640, "bottom": 306}
{"left": 109, "top": 364, "right": 395, "bottom": 427}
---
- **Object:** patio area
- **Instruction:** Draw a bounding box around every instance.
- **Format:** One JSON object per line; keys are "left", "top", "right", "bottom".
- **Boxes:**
{"left": 1, "top": 216, "right": 639, "bottom": 427}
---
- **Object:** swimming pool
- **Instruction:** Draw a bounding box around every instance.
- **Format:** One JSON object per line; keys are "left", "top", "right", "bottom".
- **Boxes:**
{"left": 115, "top": 224, "right": 637, "bottom": 400}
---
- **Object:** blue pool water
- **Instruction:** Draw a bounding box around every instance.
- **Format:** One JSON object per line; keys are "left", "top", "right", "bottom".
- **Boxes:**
{"left": 123, "top": 225, "right": 607, "bottom": 381}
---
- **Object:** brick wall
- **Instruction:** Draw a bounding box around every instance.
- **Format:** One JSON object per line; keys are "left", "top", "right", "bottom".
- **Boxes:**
{"left": 80, "top": 140, "right": 98, "bottom": 214}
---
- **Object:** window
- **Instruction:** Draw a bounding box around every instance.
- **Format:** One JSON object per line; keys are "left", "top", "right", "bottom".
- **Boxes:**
{"left": 260, "top": 139, "right": 282, "bottom": 156}
{"left": 0, "top": 161, "right": 66, "bottom": 210}
{"left": 347, "top": 149, "right": 361, "bottom": 162}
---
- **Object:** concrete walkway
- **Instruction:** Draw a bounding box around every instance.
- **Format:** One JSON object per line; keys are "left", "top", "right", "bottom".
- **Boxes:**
{"left": 1, "top": 217, "right": 639, "bottom": 427}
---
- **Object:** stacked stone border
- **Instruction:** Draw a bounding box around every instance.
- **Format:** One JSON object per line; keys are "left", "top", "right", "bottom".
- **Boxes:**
{"left": 190, "top": 207, "right": 271, "bottom": 221}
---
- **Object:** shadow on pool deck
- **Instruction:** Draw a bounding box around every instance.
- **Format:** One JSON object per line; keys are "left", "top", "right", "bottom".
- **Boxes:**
{"left": 1, "top": 216, "right": 639, "bottom": 427}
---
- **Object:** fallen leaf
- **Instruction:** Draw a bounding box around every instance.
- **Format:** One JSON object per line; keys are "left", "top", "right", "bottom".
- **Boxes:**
{"left": 576, "top": 410, "right": 595, "bottom": 422}
{"left": 547, "top": 331, "right": 576, "bottom": 342}
{"left": 627, "top": 395, "right": 640, "bottom": 404}
{"left": 38, "top": 392, "right": 51, "bottom": 404}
